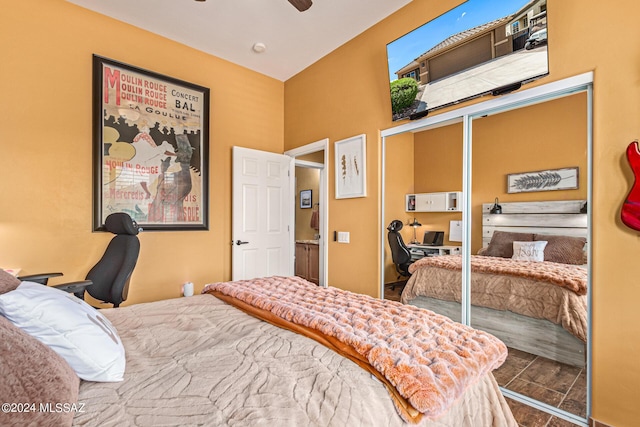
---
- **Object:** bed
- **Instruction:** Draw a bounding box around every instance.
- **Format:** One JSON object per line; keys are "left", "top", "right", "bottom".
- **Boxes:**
{"left": 401, "top": 200, "right": 588, "bottom": 367}
{"left": 0, "top": 272, "right": 516, "bottom": 427}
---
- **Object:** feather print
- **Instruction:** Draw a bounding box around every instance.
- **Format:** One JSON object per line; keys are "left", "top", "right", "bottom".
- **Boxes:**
{"left": 512, "top": 172, "right": 563, "bottom": 191}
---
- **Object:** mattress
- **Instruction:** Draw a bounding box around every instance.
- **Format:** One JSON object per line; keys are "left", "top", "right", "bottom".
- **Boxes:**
{"left": 74, "top": 294, "right": 516, "bottom": 426}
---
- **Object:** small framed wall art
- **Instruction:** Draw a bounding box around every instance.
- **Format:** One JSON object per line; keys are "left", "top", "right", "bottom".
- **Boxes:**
{"left": 507, "top": 167, "right": 579, "bottom": 194}
{"left": 334, "top": 134, "right": 367, "bottom": 199}
{"left": 300, "top": 189, "right": 312, "bottom": 209}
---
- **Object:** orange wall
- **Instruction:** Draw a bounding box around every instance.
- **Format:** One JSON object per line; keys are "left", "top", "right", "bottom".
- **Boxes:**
{"left": 412, "top": 123, "right": 464, "bottom": 247}
{"left": 284, "top": 0, "right": 640, "bottom": 425}
{"left": 0, "top": 0, "right": 284, "bottom": 303}
{"left": 406, "top": 94, "right": 587, "bottom": 255}
{"left": 385, "top": 93, "right": 587, "bottom": 280}
{"left": 472, "top": 93, "right": 588, "bottom": 252}
{"left": 284, "top": 0, "right": 466, "bottom": 296}
{"left": 383, "top": 132, "right": 415, "bottom": 283}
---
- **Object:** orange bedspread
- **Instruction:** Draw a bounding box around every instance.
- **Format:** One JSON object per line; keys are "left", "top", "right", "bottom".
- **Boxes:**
{"left": 202, "top": 276, "right": 507, "bottom": 423}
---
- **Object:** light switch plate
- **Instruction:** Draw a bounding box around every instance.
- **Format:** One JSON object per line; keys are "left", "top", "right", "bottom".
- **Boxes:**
{"left": 337, "top": 231, "right": 350, "bottom": 243}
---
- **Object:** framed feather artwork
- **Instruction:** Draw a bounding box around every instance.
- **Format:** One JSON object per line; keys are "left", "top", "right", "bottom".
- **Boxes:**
{"left": 507, "top": 167, "right": 579, "bottom": 194}
{"left": 334, "top": 134, "right": 367, "bottom": 199}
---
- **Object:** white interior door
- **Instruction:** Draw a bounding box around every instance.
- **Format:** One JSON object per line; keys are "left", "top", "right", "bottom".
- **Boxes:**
{"left": 232, "top": 146, "right": 293, "bottom": 280}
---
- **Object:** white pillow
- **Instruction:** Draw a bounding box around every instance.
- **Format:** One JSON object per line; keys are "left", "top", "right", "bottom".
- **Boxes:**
{"left": 0, "top": 281, "right": 125, "bottom": 382}
{"left": 512, "top": 240, "right": 548, "bottom": 262}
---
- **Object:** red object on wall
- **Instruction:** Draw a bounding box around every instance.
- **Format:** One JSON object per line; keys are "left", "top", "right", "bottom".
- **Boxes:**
{"left": 622, "top": 141, "right": 640, "bottom": 231}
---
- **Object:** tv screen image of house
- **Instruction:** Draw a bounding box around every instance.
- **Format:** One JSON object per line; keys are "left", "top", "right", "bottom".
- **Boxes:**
{"left": 386, "top": 0, "right": 548, "bottom": 121}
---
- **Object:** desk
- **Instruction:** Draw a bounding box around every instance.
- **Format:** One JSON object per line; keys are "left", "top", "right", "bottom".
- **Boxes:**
{"left": 408, "top": 245, "right": 461, "bottom": 261}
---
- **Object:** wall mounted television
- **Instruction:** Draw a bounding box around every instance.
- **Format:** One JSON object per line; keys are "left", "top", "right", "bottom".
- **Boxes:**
{"left": 387, "top": 0, "right": 548, "bottom": 121}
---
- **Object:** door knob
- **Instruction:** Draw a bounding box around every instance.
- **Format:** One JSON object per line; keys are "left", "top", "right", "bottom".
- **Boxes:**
{"left": 235, "top": 240, "right": 249, "bottom": 245}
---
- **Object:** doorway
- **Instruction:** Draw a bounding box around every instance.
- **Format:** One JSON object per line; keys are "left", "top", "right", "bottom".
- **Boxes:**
{"left": 285, "top": 139, "right": 329, "bottom": 287}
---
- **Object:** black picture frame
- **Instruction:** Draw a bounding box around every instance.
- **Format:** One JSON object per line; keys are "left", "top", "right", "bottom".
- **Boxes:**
{"left": 300, "top": 189, "right": 312, "bottom": 209}
{"left": 92, "top": 55, "right": 210, "bottom": 231}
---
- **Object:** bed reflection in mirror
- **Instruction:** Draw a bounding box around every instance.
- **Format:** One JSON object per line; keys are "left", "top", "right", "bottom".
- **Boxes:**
{"left": 469, "top": 93, "right": 588, "bottom": 420}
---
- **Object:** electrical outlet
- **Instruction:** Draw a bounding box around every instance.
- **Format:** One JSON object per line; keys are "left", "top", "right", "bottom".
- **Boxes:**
{"left": 337, "top": 231, "right": 350, "bottom": 243}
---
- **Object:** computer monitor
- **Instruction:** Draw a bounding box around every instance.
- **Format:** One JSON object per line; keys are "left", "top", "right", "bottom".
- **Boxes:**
{"left": 423, "top": 231, "right": 444, "bottom": 246}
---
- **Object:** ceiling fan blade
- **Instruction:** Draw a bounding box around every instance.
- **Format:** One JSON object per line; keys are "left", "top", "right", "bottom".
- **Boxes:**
{"left": 288, "top": 0, "right": 312, "bottom": 12}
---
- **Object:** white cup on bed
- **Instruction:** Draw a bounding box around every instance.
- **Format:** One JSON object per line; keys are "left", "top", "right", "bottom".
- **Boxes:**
{"left": 182, "top": 282, "right": 194, "bottom": 297}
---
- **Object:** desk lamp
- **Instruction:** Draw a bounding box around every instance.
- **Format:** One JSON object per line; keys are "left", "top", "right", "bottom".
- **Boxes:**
{"left": 407, "top": 218, "right": 422, "bottom": 244}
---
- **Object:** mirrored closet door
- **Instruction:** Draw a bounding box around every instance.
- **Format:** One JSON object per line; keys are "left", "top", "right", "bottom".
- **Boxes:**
{"left": 469, "top": 92, "right": 589, "bottom": 424}
{"left": 381, "top": 73, "right": 592, "bottom": 426}
{"left": 383, "top": 123, "right": 465, "bottom": 319}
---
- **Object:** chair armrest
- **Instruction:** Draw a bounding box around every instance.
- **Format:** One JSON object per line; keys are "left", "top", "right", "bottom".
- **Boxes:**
{"left": 52, "top": 280, "right": 93, "bottom": 298}
{"left": 17, "top": 272, "right": 63, "bottom": 285}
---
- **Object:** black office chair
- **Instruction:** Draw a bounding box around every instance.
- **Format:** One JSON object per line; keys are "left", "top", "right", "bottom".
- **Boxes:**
{"left": 387, "top": 219, "right": 414, "bottom": 289}
{"left": 19, "top": 213, "right": 141, "bottom": 308}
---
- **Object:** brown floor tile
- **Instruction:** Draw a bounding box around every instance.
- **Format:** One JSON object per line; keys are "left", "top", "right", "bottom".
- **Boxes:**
{"left": 505, "top": 397, "right": 552, "bottom": 427}
{"left": 548, "top": 416, "right": 580, "bottom": 427}
{"left": 383, "top": 281, "right": 406, "bottom": 302}
{"left": 493, "top": 348, "right": 537, "bottom": 387}
{"left": 518, "top": 356, "right": 582, "bottom": 395}
{"left": 508, "top": 348, "right": 540, "bottom": 361}
{"left": 559, "top": 370, "right": 587, "bottom": 417}
{"left": 507, "top": 378, "right": 565, "bottom": 407}
{"left": 570, "top": 370, "right": 586, "bottom": 398}
{"left": 557, "top": 400, "right": 586, "bottom": 422}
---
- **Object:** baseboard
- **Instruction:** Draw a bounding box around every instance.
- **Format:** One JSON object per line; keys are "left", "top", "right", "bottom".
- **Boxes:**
{"left": 589, "top": 417, "right": 614, "bottom": 427}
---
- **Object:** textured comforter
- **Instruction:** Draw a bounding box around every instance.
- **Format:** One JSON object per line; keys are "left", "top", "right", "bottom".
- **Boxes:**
{"left": 409, "top": 255, "right": 587, "bottom": 295}
{"left": 203, "top": 276, "right": 508, "bottom": 423}
{"left": 402, "top": 256, "right": 587, "bottom": 342}
{"left": 74, "top": 293, "right": 516, "bottom": 426}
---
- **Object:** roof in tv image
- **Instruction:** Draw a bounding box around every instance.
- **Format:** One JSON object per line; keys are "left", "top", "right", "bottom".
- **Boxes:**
{"left": 387, "top": 0, "right": 548, "bottom": 121}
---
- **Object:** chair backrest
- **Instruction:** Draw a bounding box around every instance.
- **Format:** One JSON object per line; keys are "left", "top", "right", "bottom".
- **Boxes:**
{"left": 85, "top": 213, "right": 140, "bottom": 307}
{"left": 387, "top": 220, "right": 412, "bottom": 274}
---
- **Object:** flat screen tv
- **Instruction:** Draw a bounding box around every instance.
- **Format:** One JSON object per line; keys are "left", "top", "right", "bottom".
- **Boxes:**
{"left": 387, "top": 0, "right": 548, "bottom": 121}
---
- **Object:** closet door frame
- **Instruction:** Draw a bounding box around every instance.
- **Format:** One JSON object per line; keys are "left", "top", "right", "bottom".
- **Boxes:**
{"left": 380, "top": 72, "right": 593, "bottom": 425}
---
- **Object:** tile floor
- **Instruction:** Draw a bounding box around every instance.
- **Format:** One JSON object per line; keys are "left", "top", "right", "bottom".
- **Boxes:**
{"left": 383, "top": 282, "right": 587, "bottom": 427}
{"left": 497, "top": 349, "right": 586, "bottom": 426}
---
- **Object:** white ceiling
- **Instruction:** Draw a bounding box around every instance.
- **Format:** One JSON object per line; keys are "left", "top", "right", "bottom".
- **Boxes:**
{"left": 66, "top": 0, "right": 411, "bottom": 81}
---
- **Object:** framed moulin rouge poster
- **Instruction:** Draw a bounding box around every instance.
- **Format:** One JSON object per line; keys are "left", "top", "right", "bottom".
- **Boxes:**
{"left": 92, "top": 55, "right": 210, "bottom": 231}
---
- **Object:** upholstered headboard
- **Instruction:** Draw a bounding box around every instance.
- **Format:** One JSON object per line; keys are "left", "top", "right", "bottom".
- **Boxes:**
{"left": 481, "top": 200, "right": 588, "bottom": 248}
